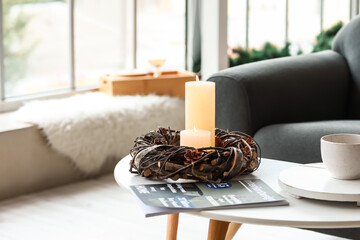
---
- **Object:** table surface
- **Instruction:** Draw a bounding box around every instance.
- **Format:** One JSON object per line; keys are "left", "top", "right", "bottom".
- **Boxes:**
{"left": 114, "top": 155, "right": 360, "bottom": 229}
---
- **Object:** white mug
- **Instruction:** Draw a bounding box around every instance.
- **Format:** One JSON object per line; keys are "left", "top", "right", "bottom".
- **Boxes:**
{"left": 321, "top": 133, "right": 360, "bottom": 180}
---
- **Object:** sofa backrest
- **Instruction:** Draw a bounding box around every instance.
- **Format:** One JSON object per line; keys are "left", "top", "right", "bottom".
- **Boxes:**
{"left": 332, "top": 15, "right": 360, "bottom": 118}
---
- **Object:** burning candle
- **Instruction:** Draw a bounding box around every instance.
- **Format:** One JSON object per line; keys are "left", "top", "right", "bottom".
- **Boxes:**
{"left": 185, "top": 76, "right": 215, "bottom": 146}
{"left": 180, "top": 126, "right": 211, "bottom": 148}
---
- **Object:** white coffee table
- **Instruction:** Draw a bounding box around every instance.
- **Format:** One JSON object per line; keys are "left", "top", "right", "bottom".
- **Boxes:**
{"left": 114, "top": 155, "right": 360, "bottom": 240}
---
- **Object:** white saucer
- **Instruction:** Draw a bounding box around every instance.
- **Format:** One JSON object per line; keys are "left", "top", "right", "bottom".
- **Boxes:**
{"left": 278, "top": 163, "right": 360, "bottom": 206}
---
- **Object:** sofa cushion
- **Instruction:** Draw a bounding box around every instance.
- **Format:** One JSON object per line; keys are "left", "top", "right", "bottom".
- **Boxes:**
{"left": 254, "top": 120, "right": 360, "bottom": 164}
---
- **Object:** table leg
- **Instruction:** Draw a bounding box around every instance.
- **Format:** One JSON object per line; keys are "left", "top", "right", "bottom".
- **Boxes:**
{"left": 225, "top": 223, "right": 242, "bottom": 240}
{"left": 166, "top": 213, "right": 179, "bottom": 240}
{"left": 207, "top": 219, "right": 230, "bottom": 240}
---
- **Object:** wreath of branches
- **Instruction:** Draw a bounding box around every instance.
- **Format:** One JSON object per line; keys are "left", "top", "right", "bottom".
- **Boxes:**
{"left": 129, "top": 127, "right": 261, "bottom": 183}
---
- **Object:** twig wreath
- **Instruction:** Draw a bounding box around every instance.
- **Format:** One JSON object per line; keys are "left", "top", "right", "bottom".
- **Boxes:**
{"left": 129, "top": 127, "right": 261, "bottom": 183}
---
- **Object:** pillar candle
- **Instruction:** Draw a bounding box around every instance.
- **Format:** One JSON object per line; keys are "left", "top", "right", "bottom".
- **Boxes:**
{"left": 180, "top": 127, "right": 211, "bottom": 148}
{"left": 185, "top": 77, "right": 215, "bottom": 146}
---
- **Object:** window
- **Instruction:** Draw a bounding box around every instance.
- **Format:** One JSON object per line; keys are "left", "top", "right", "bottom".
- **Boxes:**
{"left": 228, "top": 0, "right": 356, "bottom": 56}
{"left": 4, "top": 0, "right": 69, "bottom": 98}
{"left": 323, "top": 0, "right": 350, "bottom": 29}
{"left": 248, "top": 0, "right": 285, "bottom": 49}
{"left": 0, "top": 0, "right": 186, "bottom": 104}
{"left": 136, "top": 0, "right": 186, "bottom": 72}
{"left": 228, "top": 0, "right": 246, "bottom": 49}
{"left": 2, "top": 0, "right": 356, "bottom": 106}
{"left": 74, "top": 0, "right": 131, "bottom": 88}
{"left": 288, "top": 0, "right": 321, "bottom": 53}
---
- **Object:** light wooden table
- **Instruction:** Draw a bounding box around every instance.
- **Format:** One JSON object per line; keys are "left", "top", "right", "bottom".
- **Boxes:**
{"left": 114, "top": 155, "right": 360, "bottom": 240}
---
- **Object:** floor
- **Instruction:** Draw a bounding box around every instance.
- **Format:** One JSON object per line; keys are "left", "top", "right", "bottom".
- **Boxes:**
{"left": 0, "top": 175, "right": 346, "bottom": 240}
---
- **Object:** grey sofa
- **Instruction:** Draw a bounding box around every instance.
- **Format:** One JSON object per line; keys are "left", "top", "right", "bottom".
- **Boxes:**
{"left": 208, "top": 15, "right": 360, "bottom": 239}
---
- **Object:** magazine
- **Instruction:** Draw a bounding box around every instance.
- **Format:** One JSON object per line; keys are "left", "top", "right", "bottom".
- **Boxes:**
{"left": 129, "top": 179, "right": 288, "bottom": 217}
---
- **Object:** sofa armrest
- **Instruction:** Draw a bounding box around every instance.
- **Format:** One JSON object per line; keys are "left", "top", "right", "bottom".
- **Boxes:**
{"left": 208, "top": 50, "right": 351, "bottom": 136}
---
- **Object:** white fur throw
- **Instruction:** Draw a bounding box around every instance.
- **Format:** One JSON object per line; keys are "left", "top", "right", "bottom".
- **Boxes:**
{"left": 13, "top": 92, "right": 185, "bottom": 174}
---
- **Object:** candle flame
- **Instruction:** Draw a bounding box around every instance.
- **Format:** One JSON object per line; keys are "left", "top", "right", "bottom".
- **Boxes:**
{"left": 195, "top": 75, "right": 200, "bottom": 81}
{"left": 193, "top": 125, "right": 197, "bottom": 133}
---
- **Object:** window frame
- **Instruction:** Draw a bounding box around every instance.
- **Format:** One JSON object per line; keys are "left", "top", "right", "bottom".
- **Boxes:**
{"left": 0, "top": 0, "right": 4, "bottom": 102}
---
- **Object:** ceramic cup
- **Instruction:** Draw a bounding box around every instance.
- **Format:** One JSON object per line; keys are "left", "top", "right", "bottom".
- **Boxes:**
{"left": 321, "top": 133, "right": 360, "bottom": 180}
